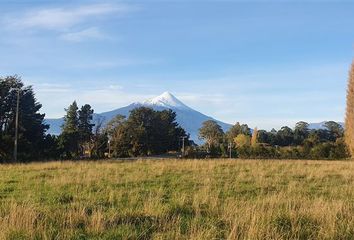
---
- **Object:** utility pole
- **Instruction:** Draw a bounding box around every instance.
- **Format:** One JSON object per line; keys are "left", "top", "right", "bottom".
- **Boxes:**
{"left": 107, "top": 139, "right": 111, "bottom": 158}
{"left": 180, "top": 136, "right": 187, "bottom": 157}
{"left": 228, "top": 142, "right": 232, "bottom": 159}
{"left": 13, "top": 88, "right": 21, "bottom": 163}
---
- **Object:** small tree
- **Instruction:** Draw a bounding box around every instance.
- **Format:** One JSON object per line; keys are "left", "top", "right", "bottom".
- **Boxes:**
{"left": 276, "top": 126, "right": 294, "bottom": 146}
{"left": 234, "top": 134, "right": 251, "bottom": 148}
{"left": 324, "top": 121, "right": 344, "bottom": 141}
{"left": 226, "top": 122, "right": 251, "bottom": 142}
{"left": 91, "top": 116, "right": 108, "bottom": 158}
{"left": 199, "top": 120, "right": 224, "bottom": 151}
{"left": 294, "top": 121, "right": 309, "bottom": 145}
{"left": 234, "top": 134, "right": 251, "bottom": 158}
{"left": 105, "top": 114, "right": 126, "bottom": 139}
{"left": 251, "top": 127, "right": 258, "bottom": 146}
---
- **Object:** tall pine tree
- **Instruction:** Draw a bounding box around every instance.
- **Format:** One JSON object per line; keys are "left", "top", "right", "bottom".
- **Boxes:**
{"left": 59, "top": 101, "right": 79, "bottom": 158}
{"left": 345, "top": 62, "right": 354, "bottom": 158}
{"left": 78, "top": 104, "right": 94, "bottom": 143}
{"left": 78, "top": 104, "right": 94, "bottom": 157}
{"left": 0, "top": 76, "right": 48, "bottom": 162}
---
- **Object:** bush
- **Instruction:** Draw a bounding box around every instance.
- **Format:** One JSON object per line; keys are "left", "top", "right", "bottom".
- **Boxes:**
{"left": 251, "top": 145, "right": 276, "bottom": 159}
{"left": 237, "top": 146, "right": 252, "bottom": 158}
{"left": 310, "top": 143, "right": 332, "bottom": 159}
{"left": 184, "top": 146, "right": 207, "bottom": 159}
{"left": 330, "top": 138, "right": 350, "bottom": 159}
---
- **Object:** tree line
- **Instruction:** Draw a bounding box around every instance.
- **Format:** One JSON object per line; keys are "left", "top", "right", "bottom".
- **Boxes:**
{"left": 0, "top": 76, "right": 188, "bottom": 162}
{"left": 1, "top": 73, "right": 353, "bottom": 162}
{"left": 194, "top": 120, "right": 349, "bottom": 159}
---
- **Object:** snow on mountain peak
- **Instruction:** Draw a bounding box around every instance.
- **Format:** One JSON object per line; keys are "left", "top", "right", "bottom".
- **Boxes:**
{"left": 143, "top": 92, "right": 191, "bottom": 110}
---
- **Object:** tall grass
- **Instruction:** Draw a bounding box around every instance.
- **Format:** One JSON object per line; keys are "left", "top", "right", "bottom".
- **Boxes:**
{"left": 0, "top": 159, "right": 353, "bottom": 239}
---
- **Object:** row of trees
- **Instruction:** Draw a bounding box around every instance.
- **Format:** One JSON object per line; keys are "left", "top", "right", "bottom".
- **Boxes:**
{"left": 1, "top": 67, "right": 353, "bottom": 162}
{"left": 195, "top": 120, "right": 349, "bottom": 159}
{"left": 58, "top": 101, "right": 107, "bottom": 159}
{"left": 32, "top": 103, "right": 188, "bottom": 160}
{"left": 45, "top": 105, "right": 188, "bottom": 159}
{"left": 0, "top": 76, "right": 108, "bottom": 162}
{"left": 0, "top": 76, "right": 189, "bottom": 162}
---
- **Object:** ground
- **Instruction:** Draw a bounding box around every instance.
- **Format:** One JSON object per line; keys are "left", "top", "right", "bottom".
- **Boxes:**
{"left": 0, "top": 159, "right": 353, "bottom": 240}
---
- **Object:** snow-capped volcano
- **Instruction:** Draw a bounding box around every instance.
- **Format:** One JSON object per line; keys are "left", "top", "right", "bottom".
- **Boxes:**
{"left": 45, "top": 92, "right": 232, "bottom": 144}
{"left": 143, "top": 91, "right": 192, "bottom": 110}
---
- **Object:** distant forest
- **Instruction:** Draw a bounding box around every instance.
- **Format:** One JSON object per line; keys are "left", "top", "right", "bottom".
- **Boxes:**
{"left": 1, "top": 73, "right": 353, "bottom": 162}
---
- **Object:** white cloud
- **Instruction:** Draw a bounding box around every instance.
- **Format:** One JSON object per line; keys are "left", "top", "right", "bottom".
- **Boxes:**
{"left": 28, "top": 82, "right": 72, "bottom": 94}
{"left": 60, "top": 27, "right": 105, "bottom": 42}
{"left": 68, "top": 58, "right": 162, "bottom": 69}
{"left": 6, "top": 3, "right": 133, "bottom": 30}
{"left": 2, "top": 3, "right": 137, "bottom": 42}
{"left": 108, "top": 84, "right": 123, "bottom": 90}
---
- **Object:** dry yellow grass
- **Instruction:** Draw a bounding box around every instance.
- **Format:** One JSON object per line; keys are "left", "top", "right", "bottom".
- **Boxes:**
{"left": 0, "top": 159, "right": 353, "bottom": 239}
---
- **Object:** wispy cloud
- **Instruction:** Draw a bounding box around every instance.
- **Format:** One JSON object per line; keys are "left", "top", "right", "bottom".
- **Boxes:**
{"left": 60, "top": 27, "right": 105, "bottom": 42}
{"left": 25, "top": 82, "right": 72, "bottom": 94}
{"left": 63, "top": 58, "right": 163, "bottom": 69}
{"left": 33, "top": 84, "right": 150, "bottom": 118}
{"left": 108, "top": 84, "right": 123, "bottom": 90}
{"left": 2, "top": 3, "right": 136, "bottom": 42}
{"left": 5, "top": 3, "right": 133, "bottom": 30}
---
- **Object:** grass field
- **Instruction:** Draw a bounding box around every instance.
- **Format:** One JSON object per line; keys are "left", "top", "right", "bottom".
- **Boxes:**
{"left": 0, "top": 159, "right": 353, "bottom": 240}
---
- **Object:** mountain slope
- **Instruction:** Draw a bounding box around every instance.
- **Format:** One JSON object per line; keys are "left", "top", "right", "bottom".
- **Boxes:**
{"left": 308, "top": 121, "right": 344, "bottom": 130}
{"left": 45, "top": 92, "right": 232, "bottom": 144}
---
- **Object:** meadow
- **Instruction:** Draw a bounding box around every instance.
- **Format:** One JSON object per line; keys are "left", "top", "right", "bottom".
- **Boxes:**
{"left": 0, "top": 159, "right": 353, "bottom": 240}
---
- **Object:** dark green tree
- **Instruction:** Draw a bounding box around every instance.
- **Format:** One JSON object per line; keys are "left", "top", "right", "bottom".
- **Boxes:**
{"left": 78, "top": 104, "right": 94, "bottom": 143}
{"left": 276, "top": 126, "right": 294, "bottom": 146}
{"left": 257, "top": 129, "right": 276, "bottom": 145}
{"left": 59, "top": 101, "right": 80, "bottom": 158}
{"left": 91, "top": 116, "right": 108, "bottom": 158}
{"left": 41, "top": 134, "right": 60, "bottom": 159}
{"left": 294, "top": 121, "right": 310, "bottom": 145}
{"left": 109, "top": 107, "right": 188, "bottom": 157}
{"left": 330, "top": 138, "right": 349, "bottom": 159}
{"left": 77, "top": 104, "right": 94, "bottom": 156}
{"left": 324, "top": 121, "right": 344, "bottom": 141}
{"left": 226, "top": 122, "right": 251, "bottom": 142}
{"left": 0, "top": 76, "right": 49, "bottom": 162}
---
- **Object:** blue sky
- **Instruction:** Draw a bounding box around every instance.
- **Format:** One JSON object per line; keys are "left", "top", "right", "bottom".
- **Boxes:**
{"left": 0, "top": 0, "right": 353, "bottom": 130}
